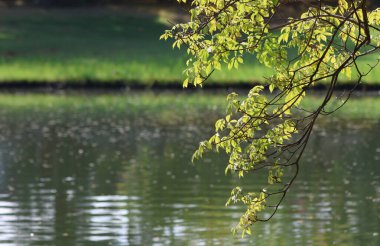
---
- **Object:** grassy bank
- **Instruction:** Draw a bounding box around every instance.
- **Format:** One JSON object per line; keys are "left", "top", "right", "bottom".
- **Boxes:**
{"left": 0, "top": 8, "right": 379, "bottom": 86}
{"left": 0, "top": 91, "right": 379, "bottom": 121}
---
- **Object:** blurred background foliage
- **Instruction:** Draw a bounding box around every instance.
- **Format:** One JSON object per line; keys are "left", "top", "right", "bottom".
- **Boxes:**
{"left": 0, "top": 0, "right": 178, "bottom": 7}
{"left": 0, "top": 0, "right": 379, "bottom": 8}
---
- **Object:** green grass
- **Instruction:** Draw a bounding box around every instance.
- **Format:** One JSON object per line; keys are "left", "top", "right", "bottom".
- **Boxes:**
{"left": 0, "top": 92, "right": 379, "bottom": 121}
{"left": 0, "top": 8, "right": 379, "bottom": 85}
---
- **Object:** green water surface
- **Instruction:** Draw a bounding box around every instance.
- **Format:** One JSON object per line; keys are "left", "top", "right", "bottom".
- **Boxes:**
{"left": 0, "top": 92, "right": 379, "bottom": 245}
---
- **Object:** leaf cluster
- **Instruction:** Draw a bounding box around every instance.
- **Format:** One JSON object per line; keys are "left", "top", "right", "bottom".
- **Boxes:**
{"left": 163, "top": 0, "right": 380, "bottom": 236}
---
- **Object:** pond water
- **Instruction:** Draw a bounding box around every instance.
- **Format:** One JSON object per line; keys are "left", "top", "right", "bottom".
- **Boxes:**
{"left": 0, "top": 92, "right": 379, "bottom": 245}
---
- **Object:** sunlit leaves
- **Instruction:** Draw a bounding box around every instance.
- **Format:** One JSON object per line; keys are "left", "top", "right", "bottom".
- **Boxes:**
{"left": 165, "top": 0, "right": 380, "bottom": 237}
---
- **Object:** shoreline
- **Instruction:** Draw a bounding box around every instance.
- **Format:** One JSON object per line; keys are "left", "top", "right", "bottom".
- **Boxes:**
{"left": 0, "top": 81, "right": 379, "bottom": 93}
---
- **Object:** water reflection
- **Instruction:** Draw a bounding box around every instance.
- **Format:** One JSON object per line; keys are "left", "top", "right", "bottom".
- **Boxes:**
{"left": 0, "top": 93, "right": 378, "bottom": 245}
